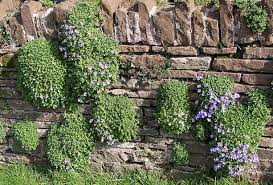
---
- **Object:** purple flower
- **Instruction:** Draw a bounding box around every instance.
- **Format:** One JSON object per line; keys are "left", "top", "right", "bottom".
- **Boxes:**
{"left": 64, "top": 159, "right": 70, "bottom": 164}
{"left": 87, "top": 66, "right": 93, "bottom": 71}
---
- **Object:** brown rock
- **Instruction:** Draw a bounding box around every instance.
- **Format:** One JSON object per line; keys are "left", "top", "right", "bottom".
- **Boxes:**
{"left": 167, "top": 47, "right": 198, "bottom": 56}
{"left": 53, "top": 0, "right": 76, "bottom": 25}
{"left": 175, "top": 0, "right": 194, "bottom": 46}
{"left": 213, "top": 58, "right": 273, "bottom": 73}
{"left": 219, "top": 0, "right": 234, "bottom": 47}
{"left": 258, "top": 148, "right": 273, "bottom": 160}
{"left": 242, "top": 74, "right": 273, "bottom": 85}
{"left": 203, "top": 7, "right": 219, "bottom": 47}
{"left": 36, "top": 8, "right": 57, "bottom": 38}
{"left": 153, "top": 7, "right": 175, "bottom": 46}
{"left": 9, "top": 13, "right": 27, "bottom": 45}
{"left": 115, "top": 8, "right": 128, "bottom": 43}
{"left": 234, "top": 10, "right": 260, "bottom": 44}
{"left": 20, "top": 0, "right": 43, "bottom": 40}
{"left": 243, "top": 47, "right": 273, "bottom": 59}
{"left": 234, "top": 83, "right": 270, "bottom": 93}
{"left": 137, "top": 1, "right": 157, "bottom": 44}
{"left": 127, "top": 11, "right": 141, "bottom": 43}
{"left": 119, "top": 45, "right": 150, "bottom": 53}
{"left": 260, "top": 137, "right": 273, "bottom": 148}
{"left": 201, "top": 47, "right": 237, "bottom": 55}
{"left": 169, "top": 70, "right": 197, "bottom": 79}
{"left": 102, "top": 0, "right": 123, "bottom": 36}
{"left": 193, "top": 6, "right": 205, "bottom": 47}
{"left": 261, "top": 0, "right": 273, "bottom": 46}
{"left": 152, "top": 46, "right": 165, "bottom": 53}
{"left": 171, "top": 57, "right": 211, "bottom": 70}
{"left": 0, "top": 0, "right": 21, "bottom": 20}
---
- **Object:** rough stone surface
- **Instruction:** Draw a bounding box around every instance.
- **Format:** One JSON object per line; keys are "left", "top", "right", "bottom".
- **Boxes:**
{"left": 20, "top": 1, "right": 43, "bottom": 40}
{"left": 115, "top": 8, "right": 128, "bottom": 43}
{"left": 167, "top": 47, "right": 198, "bottom": 56}
{"left": 243, "top": 47, "right": 273, "bottom": 59}
{"left": 201, "top": 47, "right": 237, "bottom": 55}
{"left": 171, "top": 57, "right": 211, "bottom": 70}
{"left": 261, "top": 0, "right": 273, "bottom": 46}
{"left": 9, "top": 13, "right": 27, "bottom": 45}
{"left": 175, "top": 0, "right": 194, "bottom": 46}
{"left": 213, "top": 58, "right": 273, "bottom": 73}
{"left": 153, "top": 7, "right": 175, "bottom": 46}
{"left": 219, "top": 0, "right": 234, "bottom": 47}
{"left": 53, "top": 0, "right": 76, "bottom": 25}
{"left": 193, "top": 6, "right": 205, "bottom": 47}
{"left": 242, "top": 74, "right": 273, "bottom": 85}
{"left": 119, "top": 45, "right": 150, "bottom": 53}
{"left": 127, "top": 11, "right": 142, "bottom": 43}
{"left": 203, "top": 7, "right": 220, "bottom": 47}
{"left": 0, "top": 0, "right": 21, "bottom": 20}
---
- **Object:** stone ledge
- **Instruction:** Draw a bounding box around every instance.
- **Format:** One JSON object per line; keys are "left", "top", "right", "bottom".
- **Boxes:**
{"left": 119, "top": 45, "right": 150, "bottom": 53}
{"left": 242, "top": 74, "right": 273, "bottom": 85}
{"left": 213, "top": 58, "right": 273, "bottom": 73}
{"left": 167, "top": 47, "right": 198, "bottom": 56}
{"left": 171, "top": 57, "right": 211, "bottom": 70}
{"left": 201, "top": 47, "right": 237, "bottom": 55}
{"left": 243, "top": 47, "right": 273, "bottom": 59}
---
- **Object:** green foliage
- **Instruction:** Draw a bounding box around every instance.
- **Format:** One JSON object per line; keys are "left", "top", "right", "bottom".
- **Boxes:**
{"left": 194, "top": 0, "right": 219, "bottom": 7}
{"left": 234, "top": 0, "right": 268, "bottom": 33}
{"left": 39, "top": 0, "right": 54, "bottom": 7}
{"left": 13, "top": 121, "right": 39, "bottom": 152}
{"left": 155, "top": 80, "right": 191, "bottom": 135}
{"left": 91, "top": 94, "right": 139, "bottom": 144}
{"left": 0, "top": 164, "right": 48, "bottom": 185}
{"left": 172, "top": 142, "right": 189, "bottom": 165}
{"left": 245, "top": 4, "right": 268, "bottom": 33}
{"left": 16, "top": 38, "right": 67, "bottom": 109}
{"left": 214, "top": 89, "right": 271, "bottom": 151}
{"left": 0, "top": 121, "right": 6, "bottom": 143}
{"left": 59, "top": 0, "right": 119, "bottom": 102}
{"left": 47, "top": 108, "right": 95, "bottom": 171}
{"left": 193, "top": 76, "right": 234, "bottom": 141}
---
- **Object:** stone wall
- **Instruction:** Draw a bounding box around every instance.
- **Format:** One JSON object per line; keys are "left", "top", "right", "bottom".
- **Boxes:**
{"left": 1, "top": 0, "right": 273, "bottom": 181}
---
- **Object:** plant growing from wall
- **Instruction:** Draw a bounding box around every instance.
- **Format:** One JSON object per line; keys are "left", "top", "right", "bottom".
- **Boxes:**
{"left": 171, "top": 142, "right": 189, "bottom": 166}
{"left": 58, "top": 0, "right": 119, "bottom": 103}
{"left": 0, "top": 121, "right": 6, "bottom": 143}
{"left": 210, "top": 89, "right": 271, "bottom": 177}
{"left": 234, "top": 0, "right": 268, "bottom": 33}
{"left": 47, "top": 107, "right": 95, "bottom": 171}
{"left": 0, "top": 19, "right": 13, "bottom": 48}
{"left": 155, "top": 80, "right": 191, "bottom": 135}
{"left": 13, "top": 121, "right": 39, "bottom": 152}
{"left": 16, "top": 38, "right": 67, "bottom": 109}
{"left": 192, "top": 74, "right": 238, "bottom": 141}
{"left": 91, "top": 94, "right": 139, "bottom": 145}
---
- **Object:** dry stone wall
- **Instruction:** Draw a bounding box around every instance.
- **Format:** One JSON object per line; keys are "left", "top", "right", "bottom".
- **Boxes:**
{"left": 1, "top": 0, "right": 273, "bottom": 181}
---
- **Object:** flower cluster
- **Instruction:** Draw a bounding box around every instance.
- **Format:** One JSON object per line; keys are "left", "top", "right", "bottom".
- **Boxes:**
{"left": 210, "top": 142, "right": 259, "bottom": 177}
{"left": 90, "top": 118, "right": 116, "bottom": 145}
{"left": 63, "top": 159, "right": 79, "bottom": 171}
{"left": 192, "top": 74, "right": 240, "bottom": 123}
{"left": 58, "top": 23, "right": 82, "bottom": 61}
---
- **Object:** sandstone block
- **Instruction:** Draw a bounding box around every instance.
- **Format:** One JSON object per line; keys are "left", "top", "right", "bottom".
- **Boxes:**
{"left": 119, "top": 45, "right": 150, "bottom": 53}
{"left": 243, "top": 47, "right": 273, "bottom": 59}
{"left": 242, "top": 74, "right": 273, "bottom": 85}
{"left": 171, "top": 57, "right": 211, "bottom": 70}
{"left": 201, "top": 47, "right": 237, "bottom": 55}
{"left": 167, "top": 47, "right": 198, "bottom": 56}
{"left": 53, "top": 0, "right": 76, "bottom": 25}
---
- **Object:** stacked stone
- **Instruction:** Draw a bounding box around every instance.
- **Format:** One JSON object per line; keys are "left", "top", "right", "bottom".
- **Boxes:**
{"left": 0, "top": 0, "right": 273, "bottom": 181}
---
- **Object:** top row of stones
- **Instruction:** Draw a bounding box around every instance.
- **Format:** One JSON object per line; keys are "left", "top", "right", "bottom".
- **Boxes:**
{"left": 102, "top": 0, "right": 273, "bottom": 47}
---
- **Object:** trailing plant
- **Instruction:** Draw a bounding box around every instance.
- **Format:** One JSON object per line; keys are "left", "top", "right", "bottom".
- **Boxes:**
{"left": 172, "top": 142, "right": 189, "bottom": 165}
{"left": 58, "top": 0, "right": 119, "bottom": 103}
{"left": 91, "top": 94, "right": 139, "bottom": 145}
{"left": 234, "top": 0, "right": 268, "bottom": 33}
{"left": 16, "top": 38, "right": 67, "bottom": 109}
{"left": 0, "top": 121, "right": 6, "bottom": 143}
{"left": 13, "top": 121, "right": 39, "bottom": 152}
{"left": 47, "top": 107, "right": 95, "bottom": 171}
{"left": 192, "top": 74, "right": 238, "bottom": 141}
{"left": 155, "top": 80, "right": 191, "bottom": 135}
{"left": 210, "top": 89, "right": 271, "bottom": 177}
